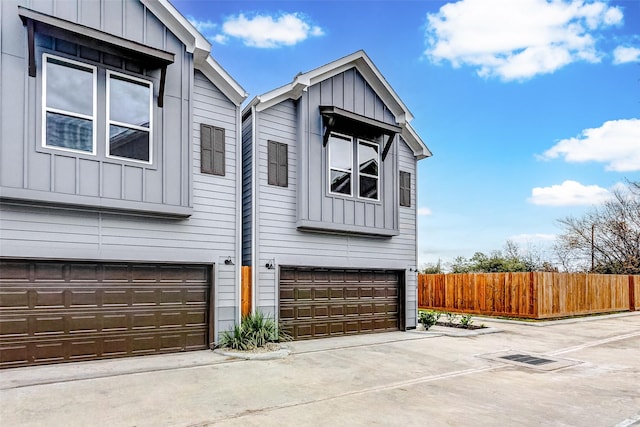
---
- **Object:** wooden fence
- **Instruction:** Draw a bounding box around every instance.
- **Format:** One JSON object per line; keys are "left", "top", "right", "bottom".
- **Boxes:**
{"left": 418, "top": 272, "right": 639, "bottom": 319}
{"left": 241, "top": 266, "right": 252, "bottom": 317}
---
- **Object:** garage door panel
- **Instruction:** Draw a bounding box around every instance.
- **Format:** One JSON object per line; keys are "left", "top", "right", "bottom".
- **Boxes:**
{"left": 103, "top": 290, "right": 129, "bottom": 306}
{"left": 35, "top": 291, "right": 65, "bottom": 308}
{"left": 296, "top": 306, "right": 312, "bottom": 319}
{"left": 69, "top": 340, "right": 98, "bottom": 359}
{"left": 133, "top": 313, "right": 156, "bottom": 329}
{"left": 312, "top": 323, "right": 329, "bottom": 337}
{"left": 0, "top": 260, "right": 212, "bottom": 368}
{"left": 1, "top": 317, "right": 28, "bottom": 336}
{"left": 69, "top": 315, "right": 98, "bottom": 333}
{"left": 68, "top": 264, "right": 99, "bottom": 281}
{"left": 33, "top": 342, "right": 64, "bottom": 363}
{"left": 279, "top": 267, "right": 401, "bottom": 340}
{"left": 0, "top": 345, "right": 27, "bottom": 366}
{"left": 103, "top": 314, "right": 127, "bottom": 331}
{"left": 133, "top": 290, "right": 157, "bottom": 305}
{"left": 313, "top": 305, "right": 329, "bottom": 318}
{"left": 296, "top": 288, "right": 312, "bottom": 300}
{"left": 185, "top": 311, "right": 206, "bottom": 326}
{"left": 70, "top": 290, "right": 97, "bottom": 306}
{"left": 34, "top": 263, "right": 65, "bottom": 281}
{"left": 0, "top": 290, "right": 29, "bottom": 309}
{"left": 103, "top": 338, "right": 127, "bottom": 355}
{"left": 330, "top": 288, "right": 344, "bottom": 299}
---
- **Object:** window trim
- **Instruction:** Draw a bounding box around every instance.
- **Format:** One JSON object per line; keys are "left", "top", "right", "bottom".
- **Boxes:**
{"left": 105, "top": 69, "right": 153, "bottom": 165}
{"left": 328, "top": 132, "right": 354, "bottom": 197}
{"left": 328, "top": 132, "right": 382, "bottom": 201}
{"left": 357, "top": 139, "right": 380, "bottom": 201}
{"left": 41, "top": 53, "right": 97, "bottom": 156}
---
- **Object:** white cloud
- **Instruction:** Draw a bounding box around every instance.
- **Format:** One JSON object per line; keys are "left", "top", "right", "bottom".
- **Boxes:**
{"left": 528, "top": 180, "right": 612, "bottom": 206}
{"left": 424, "top": 0, "right": 623, "bottom": 81}
{"left": 418, "top": 207, "right": 433, "bottom": 216}
{"left": 219, "top": 13, "right": 324, "bottom": 48}
{"left": 613, "top": 45, "right": 640, "bottom": 64}
{"left": 540, "top": 119, "right": 640, "bottom": 172}
{"left": 188, "top": 17, "right": 217, "bottom": 34}
{"left": 508, "top": 233, "right": 557, "bottom": 243}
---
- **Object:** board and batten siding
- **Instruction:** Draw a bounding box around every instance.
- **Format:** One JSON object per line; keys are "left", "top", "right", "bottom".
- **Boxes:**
{"left": 253, "top": 99, "right": 418, "bottom": 327}
{"left": 0, "top": 0, "right": 191, "bottom": 217}
{"left": 297, "top": 68, "right": 399, "bottom": 236}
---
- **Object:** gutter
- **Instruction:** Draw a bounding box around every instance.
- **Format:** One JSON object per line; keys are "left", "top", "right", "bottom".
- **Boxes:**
{"left": 235, "top": 105, "right": 242, "bottom": 324}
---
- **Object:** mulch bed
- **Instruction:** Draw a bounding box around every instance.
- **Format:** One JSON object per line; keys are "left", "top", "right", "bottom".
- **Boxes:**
{"left": 434, "top": 322, "right": 486, "bottom": 330}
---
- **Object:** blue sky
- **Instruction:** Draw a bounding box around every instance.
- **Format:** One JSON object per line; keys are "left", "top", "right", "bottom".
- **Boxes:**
{"left": 172, "top": 0, "right": 640, "bottom": 268}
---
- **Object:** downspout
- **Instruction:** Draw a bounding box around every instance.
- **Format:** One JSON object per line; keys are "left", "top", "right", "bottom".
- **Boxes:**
{"left": 250, "top": 105, "right": 257, "bottom": 314}
{"left": 235, "top": 104, "right": 242, "bottom": 325}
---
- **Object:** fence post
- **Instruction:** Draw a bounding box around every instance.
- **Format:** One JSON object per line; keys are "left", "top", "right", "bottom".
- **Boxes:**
{"left": 630, "top": 275, "right": 636, "bottom": 312}
{"left": 241, "top": 266, "right": 252, "bottom": 317}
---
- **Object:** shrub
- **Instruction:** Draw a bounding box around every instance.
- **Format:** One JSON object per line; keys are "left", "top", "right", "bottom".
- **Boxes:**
{"left": 460, "top": 314, "right": 474, "bottom": 329}
{"left": 218, "top": 311, "right": 291, "bottom": 350}
{"left": 418, "top": 310, "right": 441, "bottom": 330}
{"left": 444, "top": 312, "right": 457, "bottom": 326}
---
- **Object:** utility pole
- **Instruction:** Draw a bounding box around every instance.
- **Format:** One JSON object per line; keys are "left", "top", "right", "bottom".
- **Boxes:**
{"left": 591, "top": 223, "right": 595, "bottom": 272}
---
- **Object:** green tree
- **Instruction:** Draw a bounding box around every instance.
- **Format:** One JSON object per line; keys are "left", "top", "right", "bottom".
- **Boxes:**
{"left": 421, "top": 259, "right": 444, "bottom": 274}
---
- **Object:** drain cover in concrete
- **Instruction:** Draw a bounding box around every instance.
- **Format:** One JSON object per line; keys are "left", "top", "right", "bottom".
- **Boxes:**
{"left": 499, "top": 354, "right": 555, "bottom": 366}
{"left": 480, "top": 351, "right": 581, "bottom": 371}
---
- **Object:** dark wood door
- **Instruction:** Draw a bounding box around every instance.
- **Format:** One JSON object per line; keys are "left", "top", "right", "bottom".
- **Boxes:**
{"left": 279, "top": 267, "right": 402, "bottom": 340}
{"left": 0, "top": 260, "right": 212, "bottom": 368}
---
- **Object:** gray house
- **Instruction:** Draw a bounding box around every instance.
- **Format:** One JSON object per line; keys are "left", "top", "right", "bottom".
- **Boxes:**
{"left": 0, "top": 0, "right": 247, "bottom": 367}
{"left": 242, "top": 51, "right": 431, "bottom": 339}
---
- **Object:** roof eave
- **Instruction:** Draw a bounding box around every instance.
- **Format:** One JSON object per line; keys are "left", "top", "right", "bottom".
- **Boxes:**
{"left": 141, "top": 0, "right": 247, "bottom": 105}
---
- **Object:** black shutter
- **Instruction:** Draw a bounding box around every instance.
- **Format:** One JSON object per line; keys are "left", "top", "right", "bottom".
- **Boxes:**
{"left": 201, "top": 124, "right": 225, "bottom": 176}
{"left": 268, "top": 141, "right": 288, "bottom": 187}
{"left": 400, "top": 171, "right": 411, "bottom": 207}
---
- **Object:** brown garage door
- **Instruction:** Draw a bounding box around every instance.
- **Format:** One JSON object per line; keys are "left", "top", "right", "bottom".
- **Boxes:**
{"left": 0, "top": 260, "right": 212, "bottom": 368}
{"left": 279, "top": 267, "right": 402, "bottom": 340}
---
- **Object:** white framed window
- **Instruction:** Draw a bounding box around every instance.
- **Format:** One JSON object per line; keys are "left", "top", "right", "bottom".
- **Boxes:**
{"left": 358, "top": 140, "right": 379, "bottom": 200}
{"left": 328, "top": 132, "right": 381, "bottom": 201}
{"left": 42, "top": 53, "right": 97, "bottom": 154}
{"left": 328, "top": 133, "right": 353, "bottom": 196}
{"left": 106, "top": 70, "right": 153, "bottom": 164}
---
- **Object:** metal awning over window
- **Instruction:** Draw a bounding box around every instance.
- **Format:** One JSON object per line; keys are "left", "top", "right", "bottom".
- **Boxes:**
{"left": 18, "top": 6, "right": 175, "bottom": 107}
{"left": 320, "top": 105, "right": 401, "bottom": 161}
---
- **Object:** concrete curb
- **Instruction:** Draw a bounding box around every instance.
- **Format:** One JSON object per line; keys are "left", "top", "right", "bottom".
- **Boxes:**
{"left": 472, "top": 311, "right": 640, "bottom": 327}
{"left": 214, "top": 345, "right": 291, "bottom": 360}
{"left": 410, "top": 326, "right": 501, "bottom": 337}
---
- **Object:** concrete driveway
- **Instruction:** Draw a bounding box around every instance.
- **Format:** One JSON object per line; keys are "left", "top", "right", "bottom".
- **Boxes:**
{"left": 2, "top": 313, "right": 639, "bottom": 426}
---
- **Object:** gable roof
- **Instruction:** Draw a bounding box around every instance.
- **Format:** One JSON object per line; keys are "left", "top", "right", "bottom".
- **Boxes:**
{"left": 141, "top": 0, "right": 247, "bottom": 106}
{"left": 245, "top": 50, "right": 431, "bottom": 159}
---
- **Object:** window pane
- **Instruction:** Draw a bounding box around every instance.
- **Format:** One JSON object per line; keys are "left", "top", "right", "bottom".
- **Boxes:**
{"left": 359, "top": 175, "right": 378, "bottom": 199}
{"left": 359, "top": 142, "right": 378, "bottom": 176}
{"left": 46, "top": 112, "right": 93, "bottom": 152}
{"left": 109, "top": 125, "right": 150, "bottom": 162}
{"left": 46, "top": 58, "right": 93, "bottom": 116}
{"left": 329, "top": 134, "right": 352, "bottom": 171}
{"left": 110, "top": 75, "right": 150, "bottom": 127}
{"left": 331, "top": 170, "right": 351, "bottom": 195}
